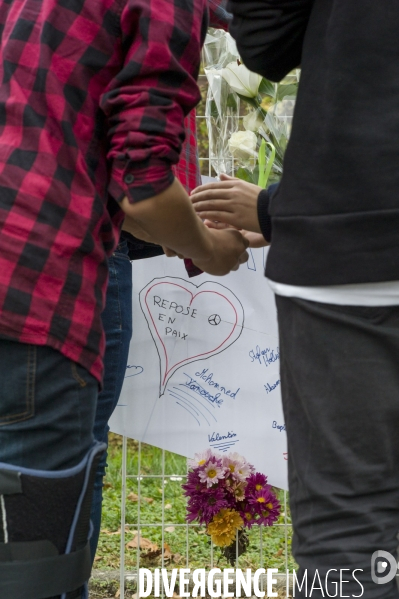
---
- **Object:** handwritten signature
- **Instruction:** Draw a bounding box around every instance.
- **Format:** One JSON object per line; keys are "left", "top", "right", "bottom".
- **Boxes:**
{"left": 195, "top": 368, "right": 240, "bottom": 399}
{"left": 264, "top": 379, "right": 281, "bottom": 394}
{"left": 208, "top": 431, "right": 237, "bottom": 443}
{"left": 249, "top": 345, "right": 280, "bottom": 368}
{"left": 180, "top": 373, "right": 223, "bottom": 407}
{"left": 272, "top": 420, "right": 286, "bottom": 433}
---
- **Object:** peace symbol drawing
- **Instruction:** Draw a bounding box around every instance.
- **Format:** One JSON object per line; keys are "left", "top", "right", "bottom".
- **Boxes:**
{"left": 208, "top": 314, "right": 221, "bottom": 326}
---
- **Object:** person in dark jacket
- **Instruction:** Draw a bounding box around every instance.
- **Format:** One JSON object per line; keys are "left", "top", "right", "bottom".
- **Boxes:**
{"left": 193, "top": 1, "right": 399, "bottom": 596}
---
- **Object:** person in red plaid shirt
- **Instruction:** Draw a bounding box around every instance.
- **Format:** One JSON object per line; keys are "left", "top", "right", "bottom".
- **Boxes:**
{"left": 0, "top": 1, "right": 247, "bottom": 597}
{"left": 89, "top": 0, "right": 233, "bottom": 567}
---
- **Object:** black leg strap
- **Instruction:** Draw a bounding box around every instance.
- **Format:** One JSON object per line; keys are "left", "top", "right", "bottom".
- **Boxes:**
{"left": 0, "top": 540, "right": 91, "bottom": 599}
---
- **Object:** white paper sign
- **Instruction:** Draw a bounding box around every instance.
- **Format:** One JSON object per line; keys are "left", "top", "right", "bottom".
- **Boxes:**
{"left": 110, "top": 248, "right": 288, "bottom": 490}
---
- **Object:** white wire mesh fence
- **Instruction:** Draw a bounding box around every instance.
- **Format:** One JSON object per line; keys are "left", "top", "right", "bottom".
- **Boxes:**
{"left": 117, "top": 439, "right": 293, "bottom": 599}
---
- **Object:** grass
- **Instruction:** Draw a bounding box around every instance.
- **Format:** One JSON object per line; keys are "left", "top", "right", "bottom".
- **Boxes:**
{"left": 95, "top": 434, "right": 296, "bottom": 574}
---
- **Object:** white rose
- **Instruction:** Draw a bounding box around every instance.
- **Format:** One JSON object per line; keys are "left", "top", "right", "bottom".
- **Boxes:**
{"left": 220, "top": 61, "right": 262, "bottom": 98}
{"left": 228, "top": 130, "right": 258, "bottom": 164}
{"left": 243, "top": 110, "right": 265, "bottom": 133}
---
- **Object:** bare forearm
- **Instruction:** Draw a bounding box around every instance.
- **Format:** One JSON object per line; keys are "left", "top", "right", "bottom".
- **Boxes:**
{"left": 120, "top": 178, "right": 213, "bottom": 262}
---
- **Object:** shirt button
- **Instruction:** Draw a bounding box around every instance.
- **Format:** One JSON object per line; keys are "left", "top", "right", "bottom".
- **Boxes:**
{"left": 124, "top": 174, "right": 134, "bottom": 184}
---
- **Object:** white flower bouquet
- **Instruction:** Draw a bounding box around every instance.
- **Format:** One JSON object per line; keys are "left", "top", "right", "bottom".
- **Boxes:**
{"left": 203, "top": 29, "right": 299, "bottom": 187}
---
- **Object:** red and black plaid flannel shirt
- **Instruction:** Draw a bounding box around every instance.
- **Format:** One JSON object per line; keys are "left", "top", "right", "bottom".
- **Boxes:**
{"left": 174, "top": 0, "right": 230, "bottom": 193}
{"left": 0, "top": 0, "right": 207, "bottom": 383}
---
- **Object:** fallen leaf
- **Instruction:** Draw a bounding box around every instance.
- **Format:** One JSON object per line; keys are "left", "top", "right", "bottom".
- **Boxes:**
{"left": 165, "top": 526, "right": 175, "bottom": 533}
{"left": 142, "top": 548, "right": 163, "bottom": 563}
{"left": 101, "top": 528, "right": 123, "bottom": 536}
{"left": 172, "top": 553, "right": 183, "bottom": 565}
{"left": 165, "top": 503, "right": 172, "bottom": 510}
{"left": 127, "top": 492, "right": 154, "bottom": 504}
{"left": 94, "top": 555, "right": 102, "bottom": 562}
{"left": 141, "top": 542, "right": 175, "bottom": 565}
{"left": 126, "top": 536, "right": 158, "bottom": 551}
{"left": 115, "top": 589, "right": 120, "bottom": 598}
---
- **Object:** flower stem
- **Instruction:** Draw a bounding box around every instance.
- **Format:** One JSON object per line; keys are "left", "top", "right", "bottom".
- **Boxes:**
{"left": 258, "top": 140, "right": 276, "bottom": 188}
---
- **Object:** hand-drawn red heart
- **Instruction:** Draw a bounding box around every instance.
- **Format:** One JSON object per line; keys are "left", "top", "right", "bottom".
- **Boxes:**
{"left": 139, "top": 277, "right": 244, "bottom": 395}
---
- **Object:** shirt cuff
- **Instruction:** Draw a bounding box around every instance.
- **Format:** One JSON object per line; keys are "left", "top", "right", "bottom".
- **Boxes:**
{"left": 257, "top": 183, "right": 279, "bottom": 242}
{"left": 109, "top": 159, "right": 175, "bottom": 204}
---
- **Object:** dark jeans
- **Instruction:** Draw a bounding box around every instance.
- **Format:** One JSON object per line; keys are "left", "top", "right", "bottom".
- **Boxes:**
{"left": 89, "top": 239, "right": 132, "bottom": 560}
{"left": 0, "top": 341, "right": 97, "bottom": 469}
{"left": 0, "top": 340, "right": 98, "bottom": 599}
{"left": 276, "top": 296, "right": 399, "bottom": 599}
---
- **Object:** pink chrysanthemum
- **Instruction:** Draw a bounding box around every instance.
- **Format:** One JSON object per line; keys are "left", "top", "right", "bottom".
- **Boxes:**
{"left": 182, "top": 469, "right": 206, "bottom": 497}
{"left": 198, "top": 457, "right": 225, "bottom": 488}
{"left": 187, "top": 486, "right": 229, "bottom": 525}
{"left": 226, "top": 452, "right": 254, "bottom": 481}
{"left": 188, "top": 449, "right": 213, "bottom": 469}
{"left": 249, "top": 489, "right": 281, "bottom": 526}
{"left": 222, "top": 455, "right": 243, "bottom": 480}
{"left": 240, "top": 507, "right": 258, "bottom": 529}
{"left": 228, "top": 480, "right": 246, "bottom": 501}
{"left": 245, "top": 472, "right": 269, "bottom": 496}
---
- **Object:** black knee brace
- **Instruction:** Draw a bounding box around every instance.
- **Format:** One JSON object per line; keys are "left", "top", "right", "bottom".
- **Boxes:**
{"left": 0, "top": 442, "right": 105, "bottom": 599}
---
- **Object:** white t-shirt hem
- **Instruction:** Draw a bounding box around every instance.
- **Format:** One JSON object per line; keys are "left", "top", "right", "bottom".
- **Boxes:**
{"left": 267, "top": 279, "right": 399, "bottom": 307}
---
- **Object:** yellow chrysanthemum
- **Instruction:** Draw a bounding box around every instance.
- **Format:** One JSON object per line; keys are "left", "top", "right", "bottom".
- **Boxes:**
{"left": 207, "top": 509, "right": 243, "bottom": 547}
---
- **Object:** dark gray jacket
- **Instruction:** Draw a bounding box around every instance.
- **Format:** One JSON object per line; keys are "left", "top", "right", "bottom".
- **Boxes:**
{"left": 229, "top": 0, "right": 399, "bottom": 286}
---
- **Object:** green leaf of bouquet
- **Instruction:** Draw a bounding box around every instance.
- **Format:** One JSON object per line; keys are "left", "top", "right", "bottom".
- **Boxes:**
{"left": 259, "top": 78, "right": 276, "bottom": 97}
{"left": 235, "top": 93, "right": 259, "bottom": 109}
{"left": 258, "top": 139, "right": 267, "bottom": 188}
{"left": 235, "top": 167, "right": 253, "bottom": 183}
{"left": 276, "top": 84, "right": 298, "bottom": 101}
{"left": 258, "top": 140, "right": 276, "bottom": 189}
{"left": 209, "top": 99, "right": 219, "bottom": 119}
{"left": 226, "top": 93, "right": 238, "bottom": 110}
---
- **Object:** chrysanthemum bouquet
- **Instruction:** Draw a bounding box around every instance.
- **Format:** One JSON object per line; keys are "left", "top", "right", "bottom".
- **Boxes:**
{"left": 183, "top": 449, "right": 280, "bottom": 558}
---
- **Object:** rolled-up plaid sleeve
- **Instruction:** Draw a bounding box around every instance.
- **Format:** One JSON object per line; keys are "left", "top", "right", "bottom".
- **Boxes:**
{"left": 208, "top": 0, "right": 231, "bottom": 29}
{"left": 102, "top": 0, "right": 208, "bottom": 204}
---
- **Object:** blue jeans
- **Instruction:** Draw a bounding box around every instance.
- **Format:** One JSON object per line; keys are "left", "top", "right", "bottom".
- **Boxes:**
{"left": 89, "top": 239, "right": 133, "bottom": 560}
{"left": 0, "top": 340, "right": 97, "bottom": 469}
{"left": 0, "top": 339, "right": 98, "bottom": 599}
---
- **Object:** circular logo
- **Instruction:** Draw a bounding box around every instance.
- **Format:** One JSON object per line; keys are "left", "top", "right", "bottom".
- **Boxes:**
{"left": 208, "top": 314, "right": 221, "bottom": 326}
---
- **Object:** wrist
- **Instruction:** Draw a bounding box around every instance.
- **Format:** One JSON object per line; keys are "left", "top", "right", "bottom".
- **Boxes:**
{"left": 188, "top": 225, "right": 215, "bottom": 264}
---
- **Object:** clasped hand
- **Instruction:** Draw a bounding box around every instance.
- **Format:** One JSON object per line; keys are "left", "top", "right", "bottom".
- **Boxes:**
{"left": 190, "top": 173, "right": 269, "bottom": 248}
